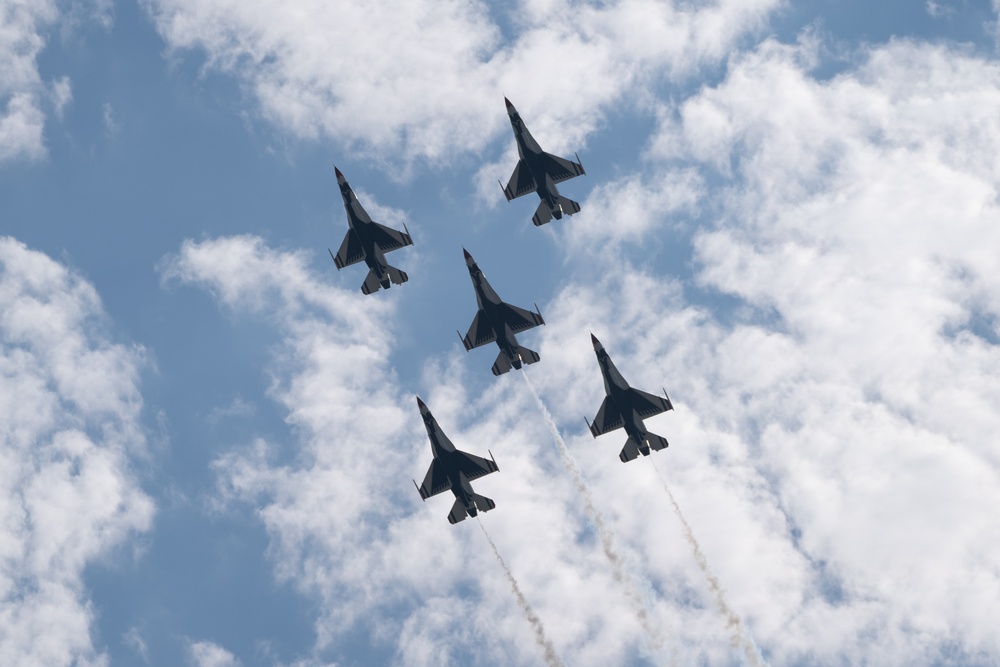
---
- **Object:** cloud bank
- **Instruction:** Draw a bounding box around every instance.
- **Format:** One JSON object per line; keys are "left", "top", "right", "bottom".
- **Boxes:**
{"left": 144, "top": 0, "right": 780, "bottom": 163}
{"left": 0, "top": 237, "right": 154, "bottom": 666}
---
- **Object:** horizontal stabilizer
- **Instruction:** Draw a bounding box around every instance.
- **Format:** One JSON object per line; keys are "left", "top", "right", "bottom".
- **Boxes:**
{"left": 471, "top": 493, "right": 495, "bottom": 514}
{"left": 517, "top": 346, "right": 540, "bottom": 366}
{"left": 647, "top": 432, "right": 669, "bottom": 452}
{"left": 619, "top": 435, "right": 651, "bottom": 463}
{"left": 491, "top": 350, "right": 513, "bottom": 376}
{"left": 360, "top": 267, "right": 386, "bottom": 295}
{"left": 387, "top": 264, "right": 408, "bottom": 286}
{"left": 556, "top": 195, "right": 581, "bottom": 217}
{"left": 618, "top": 432, "right": 668, "bottom": 463}
{"left": 447, "top": 498, "right": 468, "bottom": 525}
{"left": 532, "top": 200, "right": 554, "bottom": 227}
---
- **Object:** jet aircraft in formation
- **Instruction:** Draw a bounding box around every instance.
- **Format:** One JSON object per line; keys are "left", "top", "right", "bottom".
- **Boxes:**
{"left": 327, "top": 98, "right": 673, "bottom": 522}
{"left": 501, "top": 98, "right": 586, "bottom": 227}
{"left": 329, "top": 166, "right": 413, "bottom": 295}
{"left": 587, "top": 334, "right": 674, "bottom": 462}
{"left": 413, "top": 397, "right": 500, "bottom": 524}
{"left": 459, "top": 248, "right": 545, "bottom": 376}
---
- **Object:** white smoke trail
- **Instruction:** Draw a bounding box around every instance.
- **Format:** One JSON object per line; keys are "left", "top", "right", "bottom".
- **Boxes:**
{"left": 520, "top": 370, "right": 666, "bottom": 651}
{"left": 477, "top": 518, "right": 566, "bottom": 667}
{"left": 649, "top": 458, "right": 768, "bottom": 667}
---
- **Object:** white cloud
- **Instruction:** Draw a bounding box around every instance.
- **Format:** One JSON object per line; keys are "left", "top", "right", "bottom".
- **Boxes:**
{"left": 165, "top": 236, "right": 709, "bottom": 666}
{"left": 544, "top": 36, "right": 1000, "bottom": 664}
{"left": 156, "top": 25, "right": 1000, "bottom": 667}
{"left": 143, "top": 0, "right": 781, "bottom": 165}
{"left": 0, "top": 237, "right": 154, "bottom": 666}
{"left": 188, "top": 640, "right": 241, "bottom": 667}
{"left": 0, "top": 0, "right": 70, "bottom": 162}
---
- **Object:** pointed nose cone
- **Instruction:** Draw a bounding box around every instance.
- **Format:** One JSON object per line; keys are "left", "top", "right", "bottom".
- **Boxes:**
{"left": 591, "top": 333, "right": 603, "bottom": 350}
{"left": 416, "top": 396, "right": 428, "bottom": 412}
{"left": 334, "top": 166, "right": 345, "bottom": 183}
{"left": 463, "top": 248, "right": 475, "bottom": 266}
{"left": 504, "top": 97, "right": 514, "bottom": 113}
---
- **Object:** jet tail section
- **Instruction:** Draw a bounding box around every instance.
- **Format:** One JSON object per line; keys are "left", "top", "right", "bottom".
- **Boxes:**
{"left": 447, "top": 498, "right": 468, "bottom": 524}
{"left": 517, "top": 345, "right": 540, "bottom": 367}
{"left": 491, "top": 350, "right": 512, "bottom": 376}
{"left": 472, "top": 493, "right": 495, "bottom": 514}
{"left": 491, "top": 346, "right": 540, "bottom": 376}
{"left": 447, "top": 493, "right": 496, "bottom": 524}
{"left": 619, "top": 431, "right": 668, "bottom": 463}
{"left": 531, "top": 196, "right": 581, "bottom": 227}
{"left": 360, "top": 265, "right": 408, "bottom": 295}
{"left": 386, "top": 264, "right": 408, "bottom": 286}
{"left": 532, "top": 200, "right": 554, "bottom": 227}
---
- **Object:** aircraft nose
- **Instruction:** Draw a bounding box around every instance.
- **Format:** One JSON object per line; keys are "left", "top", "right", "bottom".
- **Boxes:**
{"left": 463, "top": 248, "right": 474, "bottom": 263}
{"left": 415, "top": 396, "right": 427, "bottom": 411}
{"left": 504, "top": 97, "right": 514, "bottom": 112}
{"left": 334, "top": 166, "right": 345, "bottom": 182}
{"left": 591, "top": 333, "right": 602, "bottom": 349}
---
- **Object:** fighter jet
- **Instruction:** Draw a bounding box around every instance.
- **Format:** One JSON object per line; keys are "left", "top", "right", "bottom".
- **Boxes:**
{"left": 413, "top": 397, "right": 499, "bottom": 524}
{"left": 328, "top": 166, "right": 413, "bottom": 295}
{"left": 500, "top": 98, "right": 586, "bottom": 227}
{"left": 459, "top": 248, "right": 545, "bottom": 376}
{"left": 586, "top": 334, "right": 674, "bottom": 463}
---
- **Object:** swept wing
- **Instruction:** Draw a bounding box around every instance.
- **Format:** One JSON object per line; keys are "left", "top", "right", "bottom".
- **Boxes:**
{"left": 332, "top": 229, "right": 365, "bottom": 269}
{"left": 590, "top": 396, "right": 624, "bottom": 436}
{"left": 502, "top": 160, "right": 538, "bottom": 201}
{"left": 540, "top": 152, "right": 585, "bottom": 184}
{"left": 463, "top": 311, "right": 497, "bottom": 350}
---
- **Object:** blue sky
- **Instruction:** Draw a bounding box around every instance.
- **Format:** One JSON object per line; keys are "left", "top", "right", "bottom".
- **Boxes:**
{"left": 3, "top": 1, "right": 1000, "bottom": 666}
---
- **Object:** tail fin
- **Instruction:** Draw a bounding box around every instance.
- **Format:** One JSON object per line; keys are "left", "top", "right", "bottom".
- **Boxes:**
{"left": 471, "top": 493, "right": 495, "bottom": 514}
{"left": 360, "top": 265, "right": 408, "bottom": 294}
{"left": 447, "top": 498, "right": 468, "bottom": 525}
{"left": 516, "top": 345, "right": 540, "bottom": 366}
{"left": 556, "top": 195, "right": 581, "bottom": 217}
{"left": 386, "top": 264, "right": 408, "bottom": 286}
{"left": 360, "top": 268, "right": 383, "bottom": 295}
{"left": 532, "top": 200, "right": 554, "bottom": 227}
{"left": 646, "top": 431, "right": 669, "bottom": 452}
{"left": 619, "top": 432, "right": 668, "bottom": 463}
{"left": 491, "top": 350, "right": 513, "bottom": 376}
{"left": 619, "top": 436, "right": 643, "bottom": 463}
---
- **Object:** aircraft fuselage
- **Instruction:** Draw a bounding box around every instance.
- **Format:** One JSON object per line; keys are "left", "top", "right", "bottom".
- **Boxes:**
{"left": 469, "top": 264, "right": 523, "bottom": 369}
{"left": 340, "top": 182, "right": 391, "bottom": 288}
{"left": 597, "top": 348, "right": 650, "bottom": 447}
{"left": 509, "top": 112, "right": 564, "bottom": 218}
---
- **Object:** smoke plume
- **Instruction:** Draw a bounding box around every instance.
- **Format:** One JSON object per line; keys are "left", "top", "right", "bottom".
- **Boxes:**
{"left": 477, "top": 518, "right": 566, "bottom": 667}
{"left": 650, "top": 458, "right": 768, "bottom": 667}
{"left": 521, "top": 370, "right": 666, "bottom": 651}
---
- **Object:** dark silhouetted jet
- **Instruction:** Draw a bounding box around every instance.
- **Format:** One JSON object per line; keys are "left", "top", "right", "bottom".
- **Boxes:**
{"left": 329, "top": 166, "right": 413, "bottom": 295}
{"left": 459, "top": 248, "right": 544, "bottom": 376}
{"left": 586, "top": 334, "right": 674, "bottom": 463}
{"left": 500, "top": 98, "right": 585, "bottom": 227}
{"left": 413, "top": 397, "right": 499, "bottom": 524}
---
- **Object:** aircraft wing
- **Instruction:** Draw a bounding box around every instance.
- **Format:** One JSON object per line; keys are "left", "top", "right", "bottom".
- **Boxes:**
{"left": 418, "top": 460, "right": 452, "bottom": 500}
{"left": 464, "top": 311, "right": 497, "bottom": 350}
{"left": 333, "top": 229, "right": 366, "bottom": 269}
{"left": 625, "top": 388, "right": 672, "bottom": 419}
{"left": 502, "top": 160, "right": 537, "bottom": 201}
{"left": 454, "top": 450, "right": 499, "bottom": 482}
{"left": 497, "top": 303, "right": 544, "bottom": 334}
{"left": 590, "top": 396, "right": 624, "bottom": 436}
{"left": 541, "top": 152, "right": 585, "bottom": 184}
{"left": 370, "top": 222, "right": 414, "bottom": 253}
